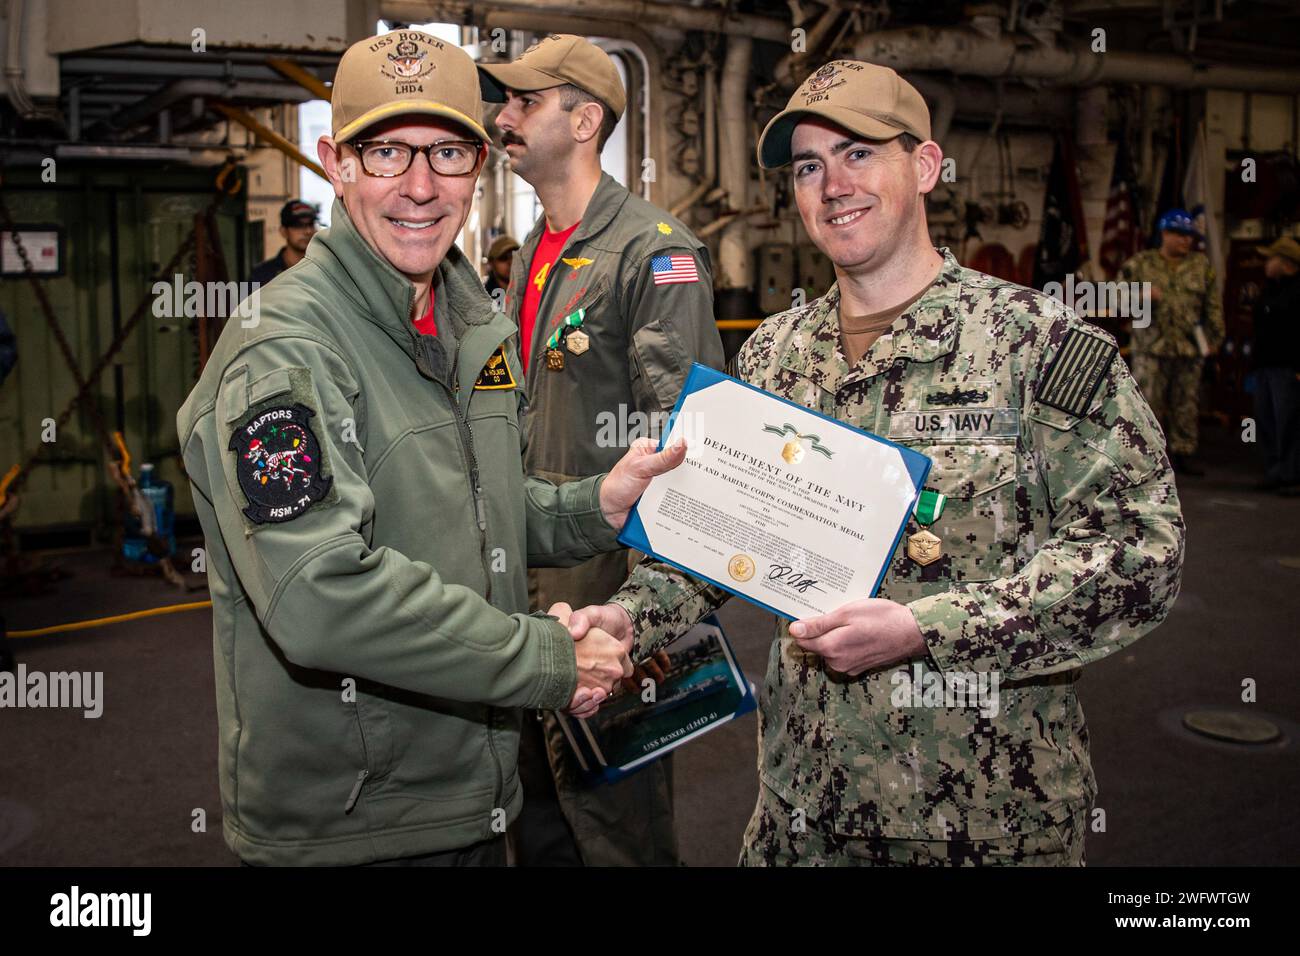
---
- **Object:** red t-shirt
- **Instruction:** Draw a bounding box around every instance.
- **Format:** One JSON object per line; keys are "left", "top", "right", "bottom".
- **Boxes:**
{"left": 412, "top": 290, "right": 436, "bottom": 336}
{"left": 520, "top": 220, "right": 580, "bottom": 370}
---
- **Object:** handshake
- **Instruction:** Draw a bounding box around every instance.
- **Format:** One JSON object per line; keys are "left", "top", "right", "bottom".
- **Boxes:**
{"left": 549, "top": 601, "right": 661, "bottom": 720}
{"left": 543, "top": 437, "right": 690, "bottom": 719}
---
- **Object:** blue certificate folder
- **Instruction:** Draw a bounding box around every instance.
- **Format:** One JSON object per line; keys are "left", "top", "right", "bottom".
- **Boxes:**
{"left": 617, "top": 363, "right": 932, "bottom": 622}
{"left": 555, "top": 616, "right": 756, "bottom": 784}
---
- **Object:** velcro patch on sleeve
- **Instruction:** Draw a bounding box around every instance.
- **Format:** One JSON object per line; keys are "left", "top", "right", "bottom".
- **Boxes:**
{"left": 1035, "top": 329, "right": 1117, "bottom": 417}
{"left": 228, "top": 403, "right": 333, "bottom": 523}
{"left": 475, "top": 344, "right": 517, "bottom": 390}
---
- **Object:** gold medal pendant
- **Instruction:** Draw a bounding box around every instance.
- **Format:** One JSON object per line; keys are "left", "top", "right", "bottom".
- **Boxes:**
{"left": 566, "top": 329, "right": 590, "bottom": 355}
{"left": 546, "top": 347, "right": 565, "bottom": 371}
{"left": 906, "top": 530, "right": 942, "bottom": 566}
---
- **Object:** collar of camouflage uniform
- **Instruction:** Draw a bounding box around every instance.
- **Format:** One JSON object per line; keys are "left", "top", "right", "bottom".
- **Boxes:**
{"left": 779, "top": 247, "right": 967, "bottom": 386}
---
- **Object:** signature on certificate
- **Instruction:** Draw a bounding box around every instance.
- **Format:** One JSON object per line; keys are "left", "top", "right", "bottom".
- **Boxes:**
{"left": 766, "top": 564, "right": 826, "bottom": 594}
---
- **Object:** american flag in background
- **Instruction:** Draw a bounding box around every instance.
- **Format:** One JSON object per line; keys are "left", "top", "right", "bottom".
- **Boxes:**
{"left": 651, "top": 254, "right": 699, "bottom": 285}
{"left": 1100, "top": 139, "right": 1142, "bottom": 278}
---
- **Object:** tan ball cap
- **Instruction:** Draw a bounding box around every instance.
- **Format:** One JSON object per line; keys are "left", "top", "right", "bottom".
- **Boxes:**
{"left": 478, "top": 34, "right": 626, "bottom": 120}
{"left": 332, "top": 30, "right": 490, "bottom": 144}
{"left": 486, "top": 234, "right": 520, "bottom": 259}
{"left": 757, "top": 60, "right": 931, "bottom": 169}
{"left": 1259, "top": 235, "right": 1300, "bottom": 267}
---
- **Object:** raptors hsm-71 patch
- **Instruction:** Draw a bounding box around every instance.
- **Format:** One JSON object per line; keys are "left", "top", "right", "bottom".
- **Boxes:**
{"left": 228, "top": 403, "right": 333, "bottom": 523}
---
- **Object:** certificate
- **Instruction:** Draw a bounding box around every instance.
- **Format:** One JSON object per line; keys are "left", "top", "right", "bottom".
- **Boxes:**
{"left": 619, "top": 364, "right": 931, "bottom": 621}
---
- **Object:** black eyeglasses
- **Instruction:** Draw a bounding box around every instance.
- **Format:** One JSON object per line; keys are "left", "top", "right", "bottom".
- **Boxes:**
{"left": 346, "top": 139, "right": 485, "bottom": 178}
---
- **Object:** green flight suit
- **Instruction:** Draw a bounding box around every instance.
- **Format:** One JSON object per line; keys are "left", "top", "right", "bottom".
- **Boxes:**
{"left": 505, "top": 172, "right": 724, "bottom": 865}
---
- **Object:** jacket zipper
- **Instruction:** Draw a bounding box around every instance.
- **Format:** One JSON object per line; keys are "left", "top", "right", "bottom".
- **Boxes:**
{"left": 344, "top": 769, "right": 369, "bottom": 814}
{"left": 449, "top": 377, "right": 507, "bottom": 815}
{"left": 416, "top": 332, "right": 507, "bottom": 814}
{"left": 441, "top": 365, "right": 493, "bottom": 604}
{"left": 346, "top": 692, "right": 373, "bottom": 814}
{"left": 443, "top": 379, "right": 505, "bottom": 813}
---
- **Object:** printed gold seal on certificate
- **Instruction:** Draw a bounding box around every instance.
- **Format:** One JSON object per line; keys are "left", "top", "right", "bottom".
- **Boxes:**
{"left": 728, "top": 554, "right": 756, "bottom": 582}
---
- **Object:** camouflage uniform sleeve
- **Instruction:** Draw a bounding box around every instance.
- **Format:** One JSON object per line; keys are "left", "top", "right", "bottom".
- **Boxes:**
{"left": 1203, "top": 260, "right": 1225, "bottom": 352}
{"left": 908, "top": 317, "right": 1186, "bottom": 680}
{"left": 608, "top": 559, "right": 732, "bottom": 661}
{"left": 607, "top": 313, "right": 748, "bottom": 660}
{"left": 624, "top": 244, "right": 723, "bottom": 416}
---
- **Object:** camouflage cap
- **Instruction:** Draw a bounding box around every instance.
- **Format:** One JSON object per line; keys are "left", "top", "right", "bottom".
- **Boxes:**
{"left": 758, "top": 60, "right": 931, "bottom": 169}
{"left": 478, "top": 34, "right": 626, "bottom": 120}
{"left": 1258, "top": 235, "right": 1300, "bottom": 266}
{"left": 332, "top": 30, "right": 490, "bottom": 144}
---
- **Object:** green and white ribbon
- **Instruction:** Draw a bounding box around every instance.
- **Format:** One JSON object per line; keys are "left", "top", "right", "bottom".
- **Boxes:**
{"left": 913, "top": 489, "right": 947, "bottom": 525}
{"left": 545, "top": 308, "right": 585, "bottom": 350}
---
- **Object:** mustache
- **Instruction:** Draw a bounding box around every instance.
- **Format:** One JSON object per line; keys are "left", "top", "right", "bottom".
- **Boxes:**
{"left": 500, "top": 132, "right": 526, "bottom": 147}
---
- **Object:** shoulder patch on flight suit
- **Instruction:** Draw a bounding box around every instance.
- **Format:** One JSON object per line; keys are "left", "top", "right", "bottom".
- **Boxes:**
{"left": 228, "top": 402, "right": 332, "bottom": 524}
{"left": 1035, "top": 328, "right": 1117, "bottom": 417}
{"left": 474, "top": 344, "right": 517, "bottom": 390}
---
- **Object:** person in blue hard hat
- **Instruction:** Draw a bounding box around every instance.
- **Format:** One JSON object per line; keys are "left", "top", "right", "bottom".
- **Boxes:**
{"left": 1119, "top": 208, "right": 1224, "bottom": 475}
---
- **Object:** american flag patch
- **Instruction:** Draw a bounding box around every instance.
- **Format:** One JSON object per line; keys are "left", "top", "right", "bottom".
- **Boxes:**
{"left": 1036, "top": 328, "right": 1116, "bottom": 417}
{"left": 651, "top": 254, "right": 699, "bottom": 285}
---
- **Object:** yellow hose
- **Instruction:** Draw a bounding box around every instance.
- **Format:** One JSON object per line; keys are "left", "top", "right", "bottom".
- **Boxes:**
{"left": 8, "top": 600, "right": 213, "bottom": 638}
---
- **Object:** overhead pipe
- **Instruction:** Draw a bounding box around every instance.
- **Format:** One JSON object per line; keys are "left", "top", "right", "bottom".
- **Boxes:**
{"left": 670, "top": 58, "right": 717, "bottom": 219}
{"left": 266, "top": 57, "right": 332, "bottom": 102}
{"left": 212, "top": 103, "right": 327, "bottom": 180}
{"left": 384, "top": 0, "right": 790, "bottom": 43}
{"left": 99, "top": 78, "right": 314, "bottom": 138}
{"left": 856, "top": 26, "right": 1300, "bottom": 93}
{"left": 773, "top": 2, "right": 844, "bottom": 89}
{"left": 717, "top": 35, "right": 752, "bottom": 292}
{"left": 906, "top": 75, "right": 956, "bottom": 143}
{"left": 4, "top": 0, "right": 60, "bottom": 123}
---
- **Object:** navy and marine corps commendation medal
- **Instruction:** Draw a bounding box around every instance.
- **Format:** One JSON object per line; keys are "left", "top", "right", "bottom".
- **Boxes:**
{"left": 566, "top": 329, "right": 590, "bottom": 355}
{"left": 906, "top": 488, "right": 947, "bottom": 566}
{"left": 229, "top": 404, "right": 332, "bottom": 524}
{"left": 545, "top": 308, "right": 587, "bottom": 370}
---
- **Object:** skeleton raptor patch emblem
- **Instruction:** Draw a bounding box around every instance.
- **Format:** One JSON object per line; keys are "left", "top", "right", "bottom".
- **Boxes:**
{"left": 228, "top": 403, "right": 332, "bottom": 524}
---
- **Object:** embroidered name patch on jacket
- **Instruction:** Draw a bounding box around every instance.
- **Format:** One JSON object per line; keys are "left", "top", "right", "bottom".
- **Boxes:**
{"left": 228, "top": 403, "right": 333, "bottom": 523}
{"left": 475, "top": 344, "right": 517, "bottom": 390}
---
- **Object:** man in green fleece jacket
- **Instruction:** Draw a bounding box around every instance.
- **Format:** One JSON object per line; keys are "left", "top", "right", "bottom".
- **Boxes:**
{"left": 175, "top": 30, "right": 685, "bottom": 866}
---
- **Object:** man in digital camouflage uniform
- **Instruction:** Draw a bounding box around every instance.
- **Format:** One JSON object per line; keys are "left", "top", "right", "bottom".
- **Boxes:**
{"left": 1120, "top": 209, "right": 1225, "bottom": 476}
{"left": 566, "top": 61, "right": 1186, "bottom": 866}
{"left": 479, "top": 35, "right": 724, "bottom": 866}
